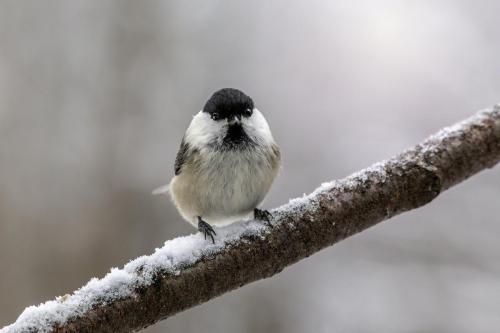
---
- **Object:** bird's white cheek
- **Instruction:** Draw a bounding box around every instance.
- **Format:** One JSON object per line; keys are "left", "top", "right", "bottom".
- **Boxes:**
{"left": 185, "top": 112, "right": 226, "bottom": 149}
{"left": 243, "top": 110, "right": 275, "bottom": 144}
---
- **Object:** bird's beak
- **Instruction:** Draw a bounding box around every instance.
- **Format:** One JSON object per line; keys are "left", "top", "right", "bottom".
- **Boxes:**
{"left": 229, "top": 114, "right": 242, "bottom": 124}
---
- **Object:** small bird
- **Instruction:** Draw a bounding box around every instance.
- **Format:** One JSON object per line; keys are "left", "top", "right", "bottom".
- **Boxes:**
{"left": 154, "top": 88, "right": 281, "bottom": 243}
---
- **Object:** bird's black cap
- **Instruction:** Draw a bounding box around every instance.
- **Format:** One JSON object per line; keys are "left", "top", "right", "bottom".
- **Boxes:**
{"left": 203, "top": 88, "right": 254, "bottom": 120}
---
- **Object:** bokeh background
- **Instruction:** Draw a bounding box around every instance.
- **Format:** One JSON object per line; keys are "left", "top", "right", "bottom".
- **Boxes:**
{"left": 1, "top": 1, "right": 500, "bottom": 332}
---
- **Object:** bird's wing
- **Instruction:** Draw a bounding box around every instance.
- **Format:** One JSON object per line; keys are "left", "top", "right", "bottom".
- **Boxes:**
{"left": 174, "top": 138, "right": 189, "bottom": 176}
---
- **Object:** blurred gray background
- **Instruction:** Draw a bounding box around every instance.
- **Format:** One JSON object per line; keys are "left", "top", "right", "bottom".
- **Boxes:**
{"left": 1, "top": 1, "right": 499, "bottom": 332}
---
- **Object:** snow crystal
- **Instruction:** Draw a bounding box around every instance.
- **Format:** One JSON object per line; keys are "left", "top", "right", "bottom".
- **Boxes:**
{"left": 123, "top": 219, "right": 266, "bottom": 283}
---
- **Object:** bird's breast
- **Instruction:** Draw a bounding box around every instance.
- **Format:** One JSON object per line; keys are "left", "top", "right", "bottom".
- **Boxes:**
{"left": 170, "top": 143, "right": 280, "bottom": 226}
{"left": 201, "top": 148, "right": 276, "bottom": 214}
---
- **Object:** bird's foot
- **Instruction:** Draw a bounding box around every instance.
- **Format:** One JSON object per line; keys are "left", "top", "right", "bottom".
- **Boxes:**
{"left": 254, "top": 208, "right": 273, "bottom": 227}
{"left": 198, "top": 217, "right": 216, "bottom": 244}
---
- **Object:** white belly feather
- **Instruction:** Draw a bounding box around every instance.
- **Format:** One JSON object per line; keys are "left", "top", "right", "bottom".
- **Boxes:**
{"left": 169, "top": 147, "right": 279, "bottom": 227}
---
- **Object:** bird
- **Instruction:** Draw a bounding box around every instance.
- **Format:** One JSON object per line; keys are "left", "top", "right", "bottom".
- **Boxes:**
{"left": 153, "top": 88, "right": 281, "bottom": 243}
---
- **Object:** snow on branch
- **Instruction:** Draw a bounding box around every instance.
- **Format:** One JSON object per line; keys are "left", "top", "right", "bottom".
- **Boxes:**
{"left": 2, "top": 105, "right": 500, "bottom": 333}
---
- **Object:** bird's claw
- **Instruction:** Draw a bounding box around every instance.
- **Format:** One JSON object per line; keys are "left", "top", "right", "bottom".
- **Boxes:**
{"left": 254, "top": 208, "right": 273, "bottom": 227}
{"left": 198, "top": 217, "right": 216, "bottom": 244}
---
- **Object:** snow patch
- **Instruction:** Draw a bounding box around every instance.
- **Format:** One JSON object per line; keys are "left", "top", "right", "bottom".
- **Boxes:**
{"left": 1, "top": 221, "right": 267, "bottom": 333}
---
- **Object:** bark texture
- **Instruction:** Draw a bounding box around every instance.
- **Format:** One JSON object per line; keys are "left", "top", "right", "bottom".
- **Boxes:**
{"left": 5, "top": 105, "right": 500, "bottom": 333}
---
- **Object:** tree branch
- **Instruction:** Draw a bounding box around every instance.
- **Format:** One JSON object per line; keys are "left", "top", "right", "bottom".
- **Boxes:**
{"left": 3, "top": 105, "right": 500, "bottom": 333}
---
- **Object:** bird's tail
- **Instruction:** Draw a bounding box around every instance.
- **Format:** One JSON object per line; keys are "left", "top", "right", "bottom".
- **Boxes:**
{"left": 152, "top": 184, "right": 170, "bottom": 195}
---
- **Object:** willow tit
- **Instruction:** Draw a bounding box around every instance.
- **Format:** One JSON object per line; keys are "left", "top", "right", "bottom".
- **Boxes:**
{"left": 154, "top": 88, "right": 281, "bottom": 243}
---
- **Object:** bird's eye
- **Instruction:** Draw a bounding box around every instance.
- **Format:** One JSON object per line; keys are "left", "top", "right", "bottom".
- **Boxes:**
{"left": 243, "top": 108, "right": 253, "bottom": 117}
{"left": 211, "top": 112, "right": 220, "bottom": 121}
